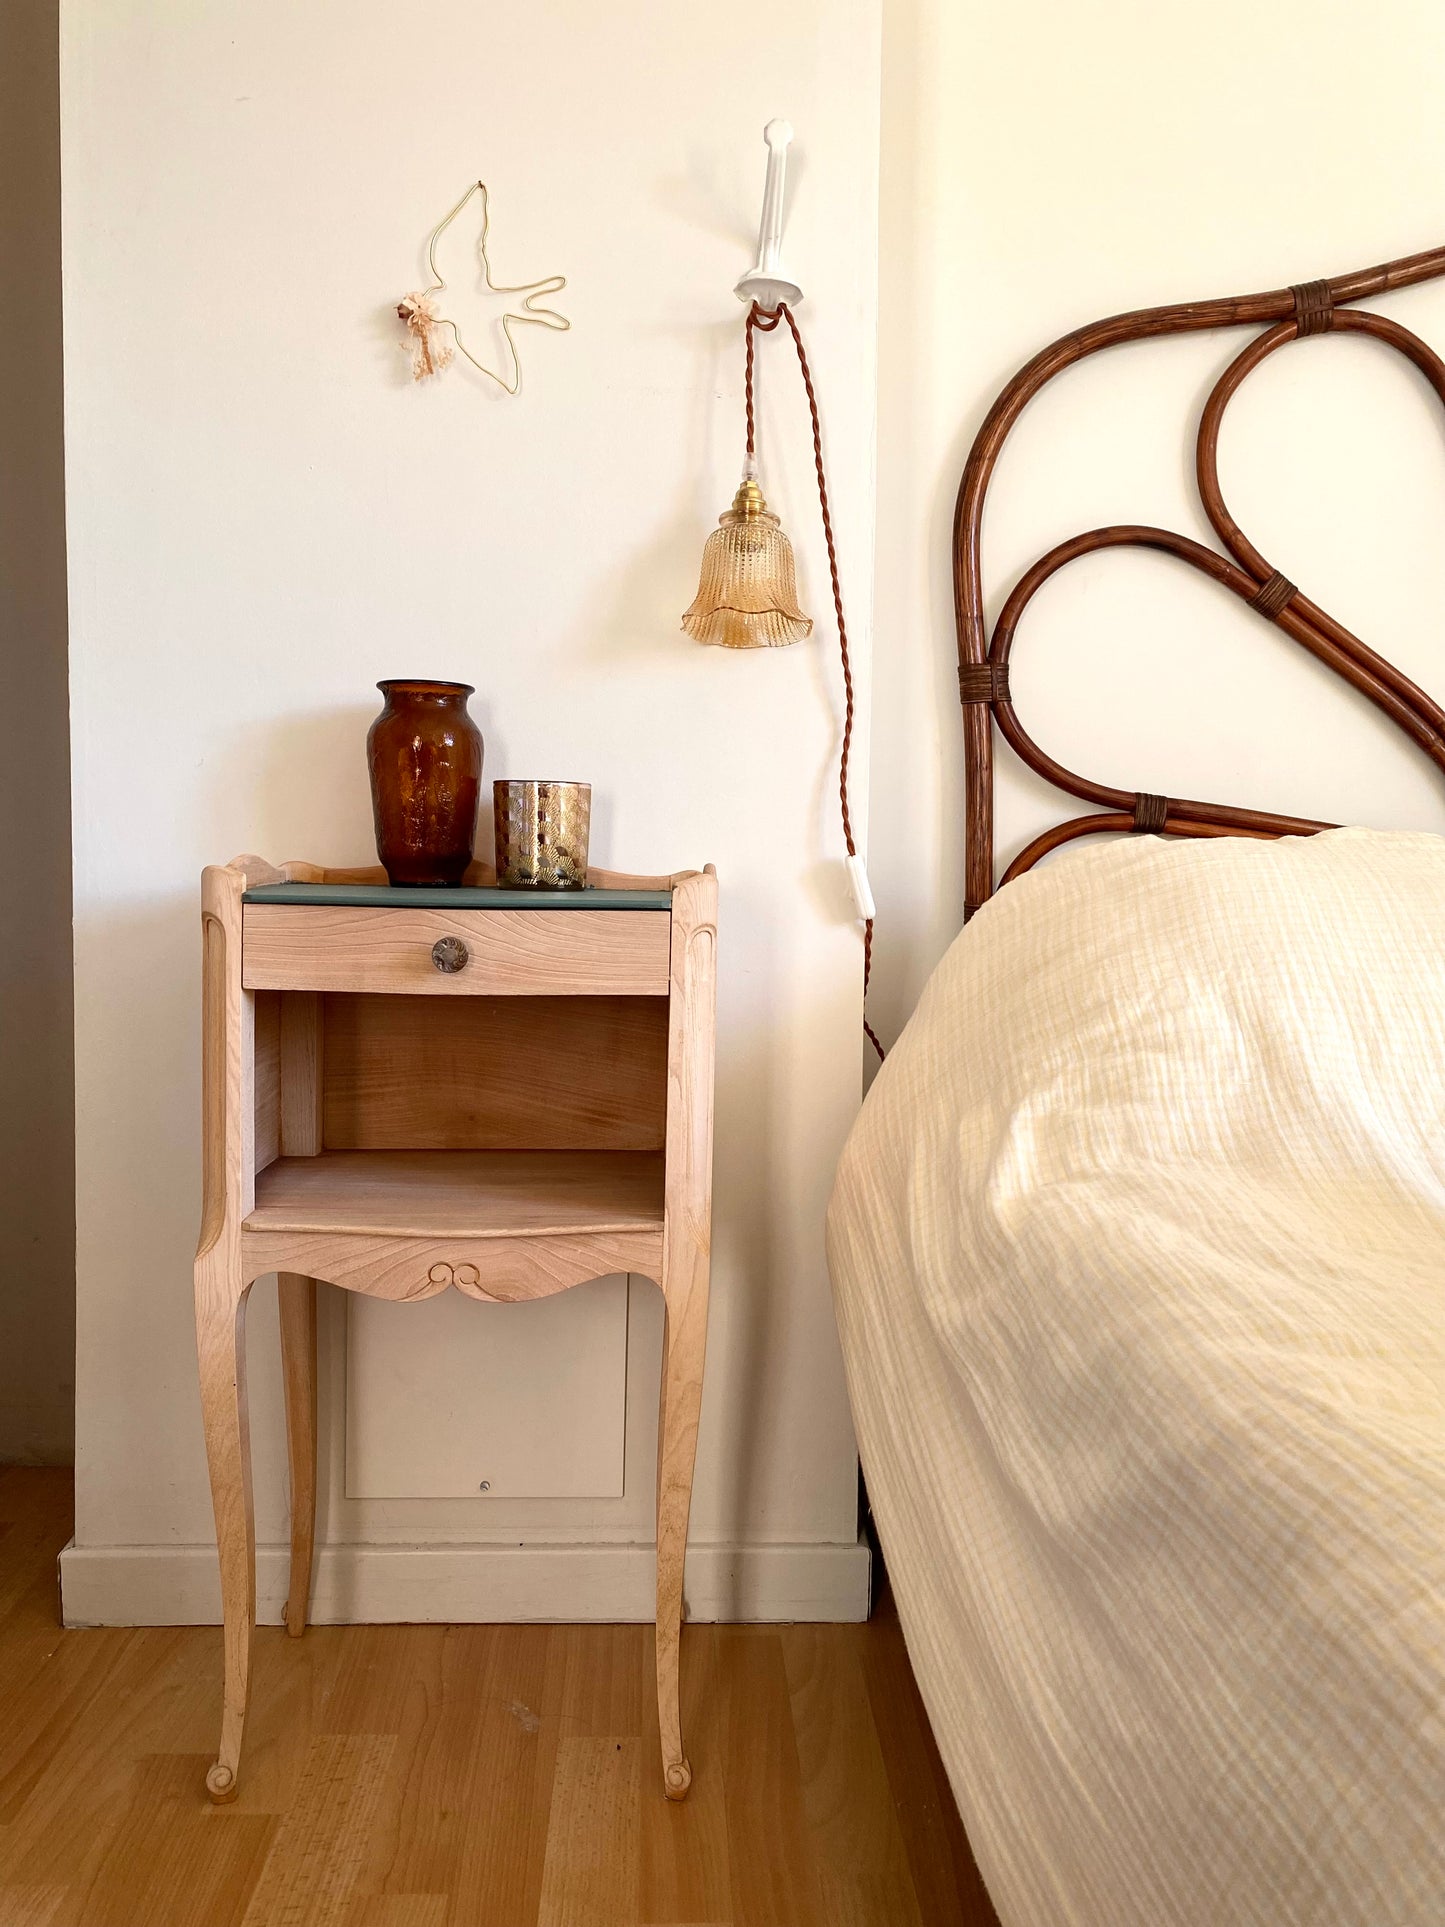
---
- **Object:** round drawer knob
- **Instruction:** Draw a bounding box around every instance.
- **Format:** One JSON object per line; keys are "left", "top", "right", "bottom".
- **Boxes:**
{"left": 431, "top": 935, "right": 469, "bottom": 974}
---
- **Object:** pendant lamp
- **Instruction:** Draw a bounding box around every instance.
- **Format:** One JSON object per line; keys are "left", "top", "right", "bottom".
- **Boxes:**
{"left": 681, "top": 460, "right": 812, "bottom": 651}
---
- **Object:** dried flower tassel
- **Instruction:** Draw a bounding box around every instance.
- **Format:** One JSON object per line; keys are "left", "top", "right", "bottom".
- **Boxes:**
{"left": 396, "top": 292, "right": 455, "bottom": 381}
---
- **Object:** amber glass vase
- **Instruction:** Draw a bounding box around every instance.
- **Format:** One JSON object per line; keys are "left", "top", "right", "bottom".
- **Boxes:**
{"left": 367, "top": 680, "right": 483, "bottom": 886}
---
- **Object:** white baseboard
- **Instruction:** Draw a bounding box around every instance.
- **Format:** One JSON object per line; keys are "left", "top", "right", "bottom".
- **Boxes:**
{"left": 59, "top": 1536, "right": 873, "bottom": 1628}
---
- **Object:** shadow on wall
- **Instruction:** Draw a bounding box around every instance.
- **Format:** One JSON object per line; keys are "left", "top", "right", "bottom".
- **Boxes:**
{"left": 0, "top": 0, "right": 74, "bottom": 1465}
{"left": 216, "top": 706, "right": 382, "bottom": 863}
{"left": 697, "top": 870, "right": 778, "bottom": 1560}
{"left": 209, "top": 698, "right": 510, "bottom": 868}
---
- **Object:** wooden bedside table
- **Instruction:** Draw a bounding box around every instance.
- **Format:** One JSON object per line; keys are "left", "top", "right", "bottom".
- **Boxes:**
{"left": 194, "top": 854, "right": 717, "bottom": 1805}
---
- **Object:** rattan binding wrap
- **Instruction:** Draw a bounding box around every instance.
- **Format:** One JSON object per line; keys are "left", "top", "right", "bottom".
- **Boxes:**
{"left": 1132, "top": 793, "right": 1169, "bottom": 835}
{"left": 1251, "top": 571, "right": 1298, "bottom": 621}
{"left": 1291, "top": 279, "right": 1336, "bottom": 336}
{"left": 958, "top": 661, "right": 1011, "bottom": 703}
{"left": 953, "top": 241, "right": 1445, "bottom": 918}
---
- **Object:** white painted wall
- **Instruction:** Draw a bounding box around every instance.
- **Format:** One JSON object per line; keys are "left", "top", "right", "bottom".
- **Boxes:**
{"left": 60, "top": 0, "right": 878, "bottom": 1623}
{"left": 872, "top": 0, "right": 1445, "bottom": 1044}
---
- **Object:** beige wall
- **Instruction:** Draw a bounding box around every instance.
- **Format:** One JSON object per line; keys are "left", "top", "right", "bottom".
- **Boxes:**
{"left": 59, "top": 0, "right": 878, "bottom": 1623}
{"left": 872, "top": 0, "right": 1445, "bottom": 1040}
{"left": 0, "top": 0, "right": 74, "bottom": 1465}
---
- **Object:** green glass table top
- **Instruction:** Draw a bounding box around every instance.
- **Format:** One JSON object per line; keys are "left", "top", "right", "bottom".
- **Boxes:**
{"left": 242, "top": 882, "right": 674, "bottom": 910}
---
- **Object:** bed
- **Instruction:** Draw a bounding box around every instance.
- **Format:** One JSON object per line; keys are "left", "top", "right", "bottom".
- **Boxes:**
{"left": 826, "top": 248, "right": 1445, "bottom": 1926}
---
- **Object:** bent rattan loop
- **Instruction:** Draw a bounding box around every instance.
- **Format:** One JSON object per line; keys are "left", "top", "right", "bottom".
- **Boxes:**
{"left": 955, "top": 240, "right": 1445, "bottom": 911}
{"left": 1291, "top": 280, "right": 1335, "bottom": 336}
{"left": 1132, "top": 792, "right": 1168, "bottom": 835}
{"left": 957, "top": 661, "right": 1011, "bottom": 703}
{"left": 1251, "top": 571, "right": 1298, "bottom": 621}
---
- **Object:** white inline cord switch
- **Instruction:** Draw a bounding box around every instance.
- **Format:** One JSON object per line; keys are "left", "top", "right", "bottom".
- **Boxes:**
{"left": 734, "top": 119, "right": 804, "bottom": 310}
{"left": 846, "top": 852, "right": 876, "bottom": 923}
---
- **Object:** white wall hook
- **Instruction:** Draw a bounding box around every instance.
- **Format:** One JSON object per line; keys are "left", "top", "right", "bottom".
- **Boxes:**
{"left": 734, "top": 119, "right": 804, "bottom": 310}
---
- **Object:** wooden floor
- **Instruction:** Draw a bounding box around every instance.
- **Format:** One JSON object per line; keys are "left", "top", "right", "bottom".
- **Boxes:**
{"left": 0, "top": 1469, "right": 1000, "bottom": 1927}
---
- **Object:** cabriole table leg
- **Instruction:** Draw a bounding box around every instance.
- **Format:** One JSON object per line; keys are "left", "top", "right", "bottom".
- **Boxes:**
{"left": 195, "top": 1261, "right": 256, "bottom": 1804}
{"left": 278, "top": 1272, "right": 319, "bottom": 1636}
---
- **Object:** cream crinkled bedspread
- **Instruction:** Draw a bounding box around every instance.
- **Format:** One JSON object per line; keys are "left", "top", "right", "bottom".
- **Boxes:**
{"left": 826, "top": 828, "right": 1445, "bottom": 1926}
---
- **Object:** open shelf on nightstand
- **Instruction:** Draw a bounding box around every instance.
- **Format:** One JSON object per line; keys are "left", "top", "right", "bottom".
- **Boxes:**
{"left": 245, "top": 1149, "right": 666, "bottom": 1240}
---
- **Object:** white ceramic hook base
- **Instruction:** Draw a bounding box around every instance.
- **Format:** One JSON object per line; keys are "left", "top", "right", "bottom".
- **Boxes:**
{"left": 735, "top": 119, "right": 804, "bottom": 310}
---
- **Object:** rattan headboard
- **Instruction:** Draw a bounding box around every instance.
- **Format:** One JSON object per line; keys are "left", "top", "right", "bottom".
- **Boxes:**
{"left": 954, "top": 243, "right": 1445, "bottom": 920}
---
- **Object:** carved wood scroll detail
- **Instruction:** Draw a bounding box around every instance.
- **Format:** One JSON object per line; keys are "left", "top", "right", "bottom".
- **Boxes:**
{"left": 427, "top": 1260, "right": 482, "bottom": 1290}
{"left": 239, "top": 1228, "right": 664, "bottom": 1305}
{"left": 954, "top": 242, "right": 1445, "bottom": 914}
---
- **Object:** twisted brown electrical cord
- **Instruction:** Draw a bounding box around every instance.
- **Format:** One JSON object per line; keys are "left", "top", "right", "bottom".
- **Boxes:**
{"left": 746, "top": 301, "right": 884, "bottom": 1062}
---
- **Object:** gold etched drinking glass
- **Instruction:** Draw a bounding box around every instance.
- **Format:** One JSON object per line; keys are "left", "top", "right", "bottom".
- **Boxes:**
{"left": 493, "top": 780, "right": 591, "bottom": 888}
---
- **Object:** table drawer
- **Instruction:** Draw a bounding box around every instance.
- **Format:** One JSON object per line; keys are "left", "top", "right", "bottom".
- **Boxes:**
{"left": 242, "top": 905, "right": 672, "bottom": 996}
